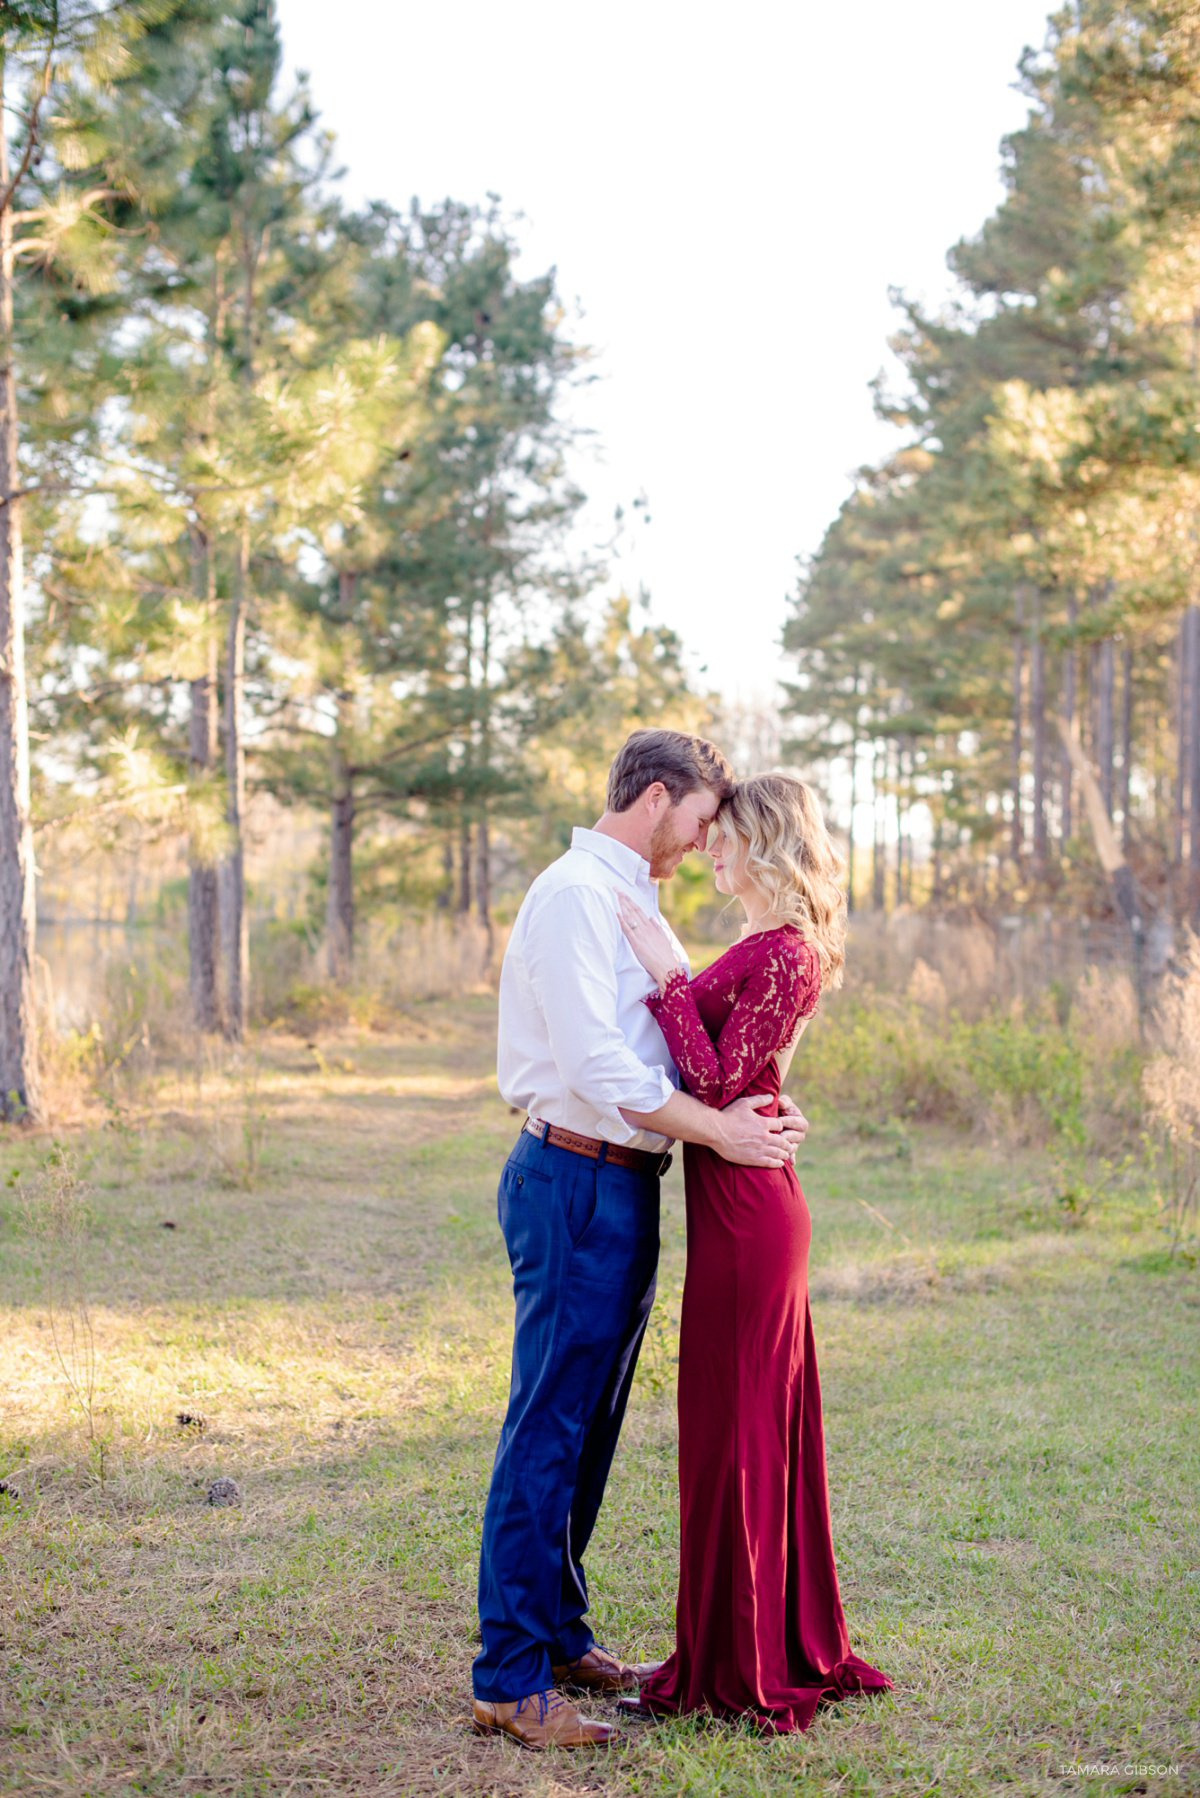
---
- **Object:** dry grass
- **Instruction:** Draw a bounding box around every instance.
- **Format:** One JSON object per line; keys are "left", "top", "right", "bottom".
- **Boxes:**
{"left": 842, "top": 912, "right": 1146, "bottom": 1019}
{"left": 1142, "top": 933, "right": 1200, "bottom": 1256}
{"left": 1, "top": 997, "right": 1197, "bottom": 1797}
{"left": 257, "top": 916, "right": 509, "bottom": 1033}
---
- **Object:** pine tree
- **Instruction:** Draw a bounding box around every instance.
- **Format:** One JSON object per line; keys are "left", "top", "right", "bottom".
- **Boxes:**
{"left": 79, "top": 0, "right": 412, "bottom": 1026}
{"left": 258, "top": 199, "right": 586, "bottom": 977}
{"left": 784, "top": 2, "right": 1200, "bottom": 918}
{"left": 0, "top": 0, "right": 181, "bottom": 1118}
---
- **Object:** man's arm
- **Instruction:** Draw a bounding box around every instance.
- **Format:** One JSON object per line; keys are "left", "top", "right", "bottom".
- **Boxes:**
{"left": 620, "top": 1089, "right": 807, "bottom": 1168}
{"left": 530, "top": 886, "right": 675, "bottom": 1140}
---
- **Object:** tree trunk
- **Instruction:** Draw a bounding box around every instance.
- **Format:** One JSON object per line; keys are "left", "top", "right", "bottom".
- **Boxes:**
{"left": 187, "top": 530, "right": 220, "bottom": 1032}
{"left": 216, "top": 212, "right": 263, "bottom": 1038}
{"left": 1031, "top": 615, "right": 1047, "bottom": 872}
{"left": 1174, "top": 611, "right": 1189, "bottom": 867}
{"left": 1119, "top": 639, "right": 1133, "bottom": 853}
{"left": 220, "top": 529, "right": 249, "bottom": 1039}
{"left": 900, "top": 739, "right": 912, "bottom": 905}
{"left": 326, "top": 737, "right": 354, "bottom": 984}
{"left": 906, "top": 743, "right": 916, "bottom": 904}
{"left": 1058, "top": 718, "right": 1138, "bottom": 925}
{"left": 457, "top": 808, "right": 472, "bottom": 915}
{"left": 324, "top": 573, "right": 358, "bottom": 984}
{"left": 910, "top": 741, "right": 918, "bottom": 904}
{"left": 1154, "top": 694, "right": 1165, "bottom": 830}
{"left": 1062, "top": 594, "right": 1077, "bottom": 846}
{"left": 457, "top": 593, "right": 476, "bottom": 920}
{"left": 475, "top": 812, "right": 490, "bottom": 924}
{"left": 1097, "top": 637, "right": 1115, "bottom": 817}
{"left": 476, "top": 595, "right": 494, "bottom": 962}
{"left": 891, "top": 738, "right": 903, "bottom": 909}
{"left": 892, "top": 737, "right": 899, "bottom": 906}
{"left": 1189, "top": 605, "right": 1200, "bottom": 914}
{"left": 436, "top": 830, "right": 452, "bottom": 910}
{"left": 188, "top": 650, "right": 220, "bottom": 1031}
{"left": 0, "top": 118, "right": 42, "bottom": 1122}
{"left": 476, "top": 809, "right": 493, "bottom": 964}
{"left": 1011, "top": 585, "right": 1025, "bottom": 861}
{"left": 872, "top": 742, "right": 885, "bottom": 910}
{"left": 846, "top": 700, "right": 859, "bottom": 915}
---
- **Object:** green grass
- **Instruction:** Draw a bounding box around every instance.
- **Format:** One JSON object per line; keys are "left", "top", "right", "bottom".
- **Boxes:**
{"left": 0, "top": 995, "right": 1196, "bottom": 1796}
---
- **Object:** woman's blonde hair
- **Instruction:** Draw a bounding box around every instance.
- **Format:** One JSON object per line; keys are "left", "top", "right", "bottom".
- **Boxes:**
{"left": 717, "top": 774, "right": 847, "bottom": 991}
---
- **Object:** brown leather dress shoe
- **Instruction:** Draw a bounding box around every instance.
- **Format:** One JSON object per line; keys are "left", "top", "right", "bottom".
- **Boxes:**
{"left": 551, "top": 1644, "right": 641, "bottom": 1693}
{"left": 633, "top": 1660, "right": 666, "bottom": 1682}
{"left": 615, "top": 1694, "right": 655, "bottom": 1718}
{"left": 471, "top": 1689, "right": 614, "bottom": 1751}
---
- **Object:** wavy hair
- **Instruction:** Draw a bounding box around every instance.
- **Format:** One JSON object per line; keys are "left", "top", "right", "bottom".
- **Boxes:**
{"left": 717, "top": 774, "right": 847, "bottom": 992}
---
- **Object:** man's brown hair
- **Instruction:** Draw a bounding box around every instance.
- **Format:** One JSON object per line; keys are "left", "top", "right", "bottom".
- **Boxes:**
{"left": 605, "top": 728, "right": 735, "bottom": 814}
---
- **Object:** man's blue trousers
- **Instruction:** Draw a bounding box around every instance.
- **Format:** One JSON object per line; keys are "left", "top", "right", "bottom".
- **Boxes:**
{"left": 473, "top": 1127, "right": 661, "bottom": 1702}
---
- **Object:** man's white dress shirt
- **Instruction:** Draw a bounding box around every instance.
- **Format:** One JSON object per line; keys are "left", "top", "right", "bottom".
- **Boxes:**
{"left": 498, "top": 827, "right": 691, "bottom": 1153}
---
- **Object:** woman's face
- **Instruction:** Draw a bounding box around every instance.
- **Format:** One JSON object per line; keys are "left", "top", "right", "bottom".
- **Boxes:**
{"left": 707, "top": 820, "right": 752, "bottom": 900}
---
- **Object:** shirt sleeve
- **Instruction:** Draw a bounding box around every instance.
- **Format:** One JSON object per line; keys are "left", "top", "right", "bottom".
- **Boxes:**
{"left": 646, "top": 935, "right": 819, "bottom": 1108}
{"left": 526, "top": 883, "right": 676, "bottom": 1137}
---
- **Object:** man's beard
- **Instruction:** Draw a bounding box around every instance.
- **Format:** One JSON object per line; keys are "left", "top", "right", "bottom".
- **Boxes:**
{"left": 648, "top": 811, "right": 688, "bottom": 880}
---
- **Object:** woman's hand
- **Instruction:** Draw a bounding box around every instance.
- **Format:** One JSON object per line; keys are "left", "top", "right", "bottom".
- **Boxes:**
{"left": 616, "top": 893, "right": 686, "bottom": 991}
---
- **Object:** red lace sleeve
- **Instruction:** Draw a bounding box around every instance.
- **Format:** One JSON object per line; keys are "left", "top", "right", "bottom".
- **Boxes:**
{"left": 645, "top": 932, "right": 819, "bottom": 1107}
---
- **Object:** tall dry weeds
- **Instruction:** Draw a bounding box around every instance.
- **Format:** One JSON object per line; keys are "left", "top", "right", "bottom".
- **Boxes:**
{"left": 1068, "top": 967, "right": 1143, "bottom": 1154}
{"left": 1142, "top": 932, "right": 1200, "bottom": 1258}
{"left": 847, "top": 914, "right": 1005, "bottom": 1016}
{"left": 255, "top": 914, "right": 505, "bottom": 1029}
{"left": 199, "top": 1039, "right": 268, "bottom": 1190}
{"left": 18, "top": 1147, "right": 110, "bottom": 1481}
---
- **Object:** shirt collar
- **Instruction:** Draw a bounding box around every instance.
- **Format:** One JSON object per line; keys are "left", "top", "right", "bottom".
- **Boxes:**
{"left": 571, "top": 825, "right": 653, "bottom": 889}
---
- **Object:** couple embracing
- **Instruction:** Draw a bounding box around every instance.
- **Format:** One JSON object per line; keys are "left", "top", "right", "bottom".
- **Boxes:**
{"left": 470, "top": 729, "right": 893, "bottom": 1748}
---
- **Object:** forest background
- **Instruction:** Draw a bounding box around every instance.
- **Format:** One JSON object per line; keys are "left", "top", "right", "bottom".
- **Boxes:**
{"left": 0, "top": 0, "right": 1198, "bottom": 1205}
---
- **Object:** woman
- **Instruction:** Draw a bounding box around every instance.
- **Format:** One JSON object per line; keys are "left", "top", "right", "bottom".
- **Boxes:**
{"left": 616, "top": 773, "right": 892, "bottom": 1735}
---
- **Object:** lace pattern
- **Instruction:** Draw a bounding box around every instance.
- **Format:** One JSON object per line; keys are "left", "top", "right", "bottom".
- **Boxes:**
{"left": 645, "top": 926, "right": 819, "bottom": 1108}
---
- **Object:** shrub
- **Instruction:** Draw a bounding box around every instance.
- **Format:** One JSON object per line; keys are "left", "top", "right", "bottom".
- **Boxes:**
{"left": 792, "top": 964, "right": 1144, "bottom": 1159}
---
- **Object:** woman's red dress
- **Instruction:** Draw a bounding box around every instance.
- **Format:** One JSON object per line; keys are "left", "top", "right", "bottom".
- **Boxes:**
{"left": 638, "top": 925, "right": 893, "bottom": 1734}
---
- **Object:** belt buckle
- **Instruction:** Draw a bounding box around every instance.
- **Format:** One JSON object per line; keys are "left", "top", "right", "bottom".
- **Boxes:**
{"left": 657, "top": 1150, "right": 673, "bottom": 1177}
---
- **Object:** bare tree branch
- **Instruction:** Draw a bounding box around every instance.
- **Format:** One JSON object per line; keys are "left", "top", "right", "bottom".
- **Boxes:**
{"left": 0, "top": 38, "right": 55, "bottom": 218}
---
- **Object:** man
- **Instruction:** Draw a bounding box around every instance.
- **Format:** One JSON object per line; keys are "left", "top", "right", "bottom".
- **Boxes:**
{"left": 471, "top": 729, "right": 808, "bottom": 1751}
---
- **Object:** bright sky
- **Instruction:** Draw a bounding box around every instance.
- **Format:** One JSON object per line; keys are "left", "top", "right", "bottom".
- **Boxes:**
{"left": 279, "top": 0, "right": 1054, "bottom": 708}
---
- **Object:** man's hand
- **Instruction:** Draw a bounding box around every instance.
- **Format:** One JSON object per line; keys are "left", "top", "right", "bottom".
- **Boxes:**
{"left": 620, "top": 1089, "right": 807, "bottom": 1165}
{"left": 715, "top": 1093, "right": 806, "bottom": 1168}
{"left": 777, "top": 1092, "right": 810, "bottom": 1144}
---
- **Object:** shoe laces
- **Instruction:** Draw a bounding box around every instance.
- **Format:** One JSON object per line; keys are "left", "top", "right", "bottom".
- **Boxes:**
{"left": 515, "top": 1689, "right": 566, "bottom": 1727}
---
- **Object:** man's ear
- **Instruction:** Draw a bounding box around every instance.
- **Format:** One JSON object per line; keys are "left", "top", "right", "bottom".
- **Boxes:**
{"left": 642, "top": 781, "right": 669, "bottom": 817}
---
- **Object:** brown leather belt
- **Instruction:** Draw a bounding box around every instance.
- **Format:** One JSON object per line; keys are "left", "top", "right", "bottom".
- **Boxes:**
{"left": 522, "top": 1116, "right": 672, "bottom": 1178}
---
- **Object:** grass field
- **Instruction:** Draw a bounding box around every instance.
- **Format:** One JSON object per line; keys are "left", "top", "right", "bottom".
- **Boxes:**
{"left": 1, "top": 995, "right": 1197, "bottom": 1797}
